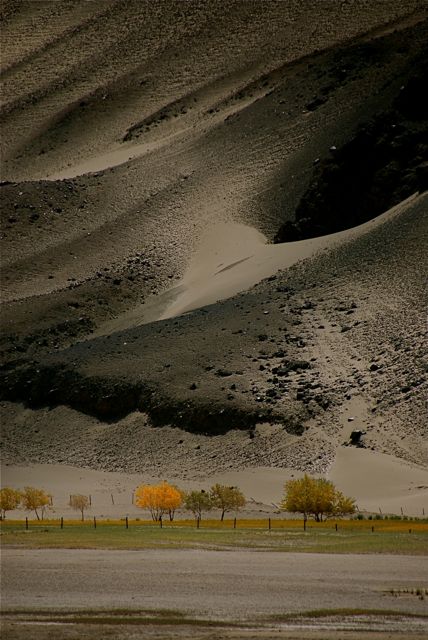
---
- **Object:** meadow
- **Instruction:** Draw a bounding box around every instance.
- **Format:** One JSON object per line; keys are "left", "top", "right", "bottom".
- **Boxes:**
{"left": 2, "top": 517, "right": 428, "bottom": 554}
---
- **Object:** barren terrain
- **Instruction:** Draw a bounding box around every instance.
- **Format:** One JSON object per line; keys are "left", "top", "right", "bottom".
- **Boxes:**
{"left": 1, "top": 5, "right": 428, "bottom": 640}
{"left": 1, "top": 1, "right": 427, "bottom": 512}
{"left": 2, "top": 550, "right": 428, "bottom": 639}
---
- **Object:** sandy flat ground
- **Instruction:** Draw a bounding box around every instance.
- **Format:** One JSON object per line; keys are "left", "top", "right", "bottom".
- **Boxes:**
{"left": 2, "top": 550, "right": 428, "bottom": 639}
{"left": 2, "top": 451, "right": 427, "bottom": 520}
{"left": 1, "top": 624, "right": 427, "bottom": 640}
{"left": 329, "top": 448, "right": 428, "bottom": 516}
{"left": 3, "top": 549, "right": 428, "bottom": 617}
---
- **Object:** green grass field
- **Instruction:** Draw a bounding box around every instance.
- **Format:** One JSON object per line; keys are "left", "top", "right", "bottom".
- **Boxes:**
{"left": 2, "top": 518, "right": 428, "bottom": 554}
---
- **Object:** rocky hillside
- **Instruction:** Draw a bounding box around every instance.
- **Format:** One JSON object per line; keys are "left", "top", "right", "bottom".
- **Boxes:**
{"left": 1, "top": 1, "right": 427, "bottom": 475}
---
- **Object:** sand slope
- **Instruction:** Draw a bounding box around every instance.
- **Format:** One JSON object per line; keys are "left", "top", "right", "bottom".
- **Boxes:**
{"left": 98, "top": 193, "right": 419, "bottom": 332}
{"left": 1, "top": 2, "right": 427, "bottom": 504}
{"left": 2, "top": 454, "right": 427, "bottom": 517}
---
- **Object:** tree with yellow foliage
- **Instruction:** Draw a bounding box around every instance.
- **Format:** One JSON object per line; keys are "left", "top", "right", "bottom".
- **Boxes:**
{"left": 280, "top": 474, "right": 355, "bottom": 530}
{"left": 210, "top": 484, "right": 246, "bottom": 521}
{"left": 135, "top": 481, "right": 183, "bottom": 521}
{"left": 21, "top": 486, "right": 52, "bottom": 520}
{"left": 0, "top": 487, "right": 22, "bottom": 519}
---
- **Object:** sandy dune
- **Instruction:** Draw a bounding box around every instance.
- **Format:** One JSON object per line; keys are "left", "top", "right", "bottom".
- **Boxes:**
{"left": 1, "top": 1, "right": 427, "bottom": 518}
{"left": 98, "top": 194, "right": 419, "bottom": 332}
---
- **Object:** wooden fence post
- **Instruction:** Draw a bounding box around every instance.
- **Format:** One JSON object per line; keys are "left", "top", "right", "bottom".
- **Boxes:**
{"left": 234, "top": 517, "right": 237, "bottom": 529}
{"left": 25, "top": 517, "right": 28, "bottom": 530}
{"left": 371, "top": 525, "right": 374, "bottom": 532}
{"left": 94, "top": 516, "right": 97, "bottom": 529}
{"left": 197, "top": 517, "right": 200, "bottom": 529}
{"left": 125, "top": 516, "right": 129, "bottom": 529}
{"left": 60, "top": 517, "right": 63, "bottom": 529}
{"left": 268, "top": 518, "right": 271, "bottom": 531}
{"left": 89, "top": 495, "right": 92, "bottom": 506}
{"left": 335, "top": 523, "right": 338, "bottom": 532}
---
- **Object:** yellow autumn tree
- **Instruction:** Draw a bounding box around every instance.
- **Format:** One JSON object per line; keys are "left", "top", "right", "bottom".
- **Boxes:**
{"left": 0, "top": 487, "right": 22, "bottom": 519}
{"left": 21, "top": 486, "right": 52, "bottom": 520}
{"left": 280, "top": 474, "right": 355, "bottom": 529}
{"left": 135, "top": 481, "right": 183, "bottom": 521}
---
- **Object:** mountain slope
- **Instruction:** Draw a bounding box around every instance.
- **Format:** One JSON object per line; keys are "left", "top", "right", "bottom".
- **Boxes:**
{"left": 1, "top": 1, "right": 427, "bottom": 476}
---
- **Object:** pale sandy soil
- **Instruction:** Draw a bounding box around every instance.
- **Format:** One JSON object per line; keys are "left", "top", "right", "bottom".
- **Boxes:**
{"left": 1, "top": 625, "right": 427, "bottom": 640}
{"left": 1, "top": 455, "right": 427, "bottom": 519}
{"left": 2, "top": 550, "right": 428, "bottom": 639}
{"left": 3, "top": 549, "right": 428, "bottom": 614}
{"left": 98, "top": 194, "right": 418, "bottom": 332}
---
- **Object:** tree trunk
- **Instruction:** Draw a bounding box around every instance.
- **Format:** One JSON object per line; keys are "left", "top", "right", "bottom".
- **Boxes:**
{"left": 35, "top": 509, "right": 40, "bottom": 520}
{"left": 303, "top": 514, "right": 307, "bottom": 531}
{"left": 221, "top": 510, "right": 225, "bottom": 521}
{"left": 81, "top": 509, "right": 84, "bottom": 522}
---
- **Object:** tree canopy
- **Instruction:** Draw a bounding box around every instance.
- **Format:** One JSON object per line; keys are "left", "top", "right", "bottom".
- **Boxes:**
{"left": 183, "top": 490, "right": 213, "bottom": 520}
{"left": 280, "top": 474, "right": 356, "bottom": 529}
{"left": 21, "top": 486, "right": 51, "bottom": 520}
{"left": 210, "top": 484, "right": 246, "bottom": 520}
{"left": 0, "top": 487, "right": 21, "bottom": 519}
{"left": 135, "top": 481, "right": 183, "bottom": 521}
{"left": 70, "top": 494, "right": 90, "bottom": 521}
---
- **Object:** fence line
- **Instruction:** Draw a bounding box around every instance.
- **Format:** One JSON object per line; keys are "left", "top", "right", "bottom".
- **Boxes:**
{"left": 20, "top": 493, "right": 426, "bottom": 520}
{"left": 4, "top": 517, "right": 427, "bottom": 533}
